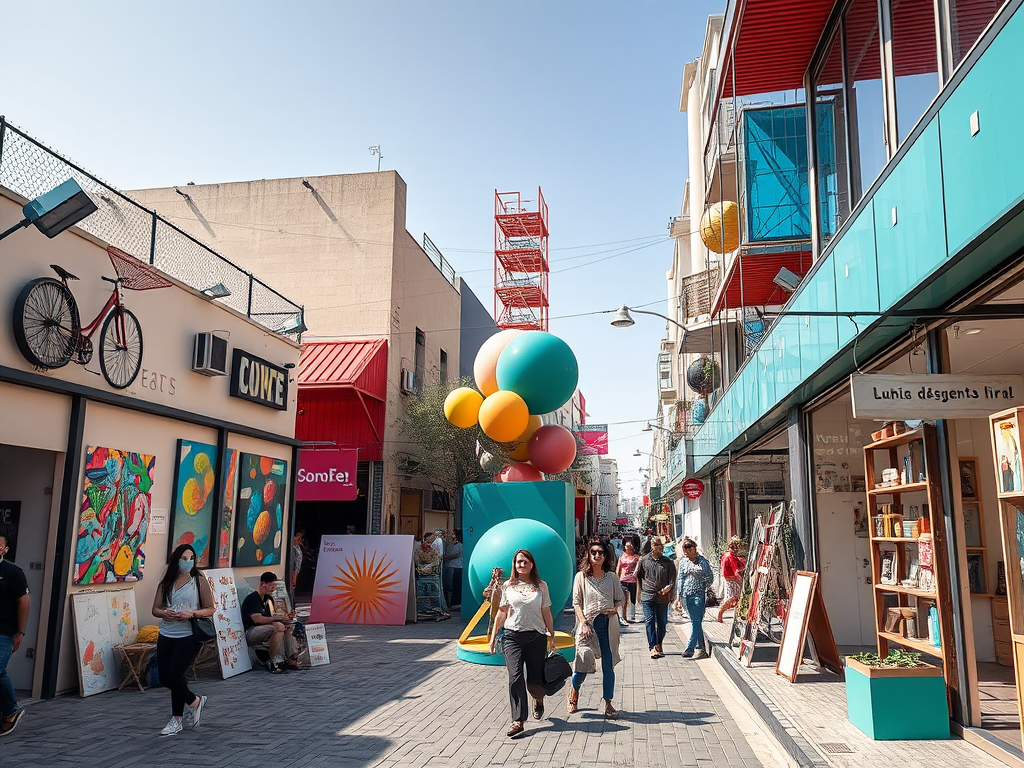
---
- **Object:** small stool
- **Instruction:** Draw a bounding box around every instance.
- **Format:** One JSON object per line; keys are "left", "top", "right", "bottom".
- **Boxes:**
{"left": 115, "top": 642, "right": 157, "bottom": 692}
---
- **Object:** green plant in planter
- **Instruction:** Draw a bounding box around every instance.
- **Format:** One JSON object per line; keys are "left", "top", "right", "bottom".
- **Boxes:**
{"left": 849, "top": 649, "right": 923, "bottom": 668}
{"left": 845, "top": 649, "right": 947, "bottom": 740}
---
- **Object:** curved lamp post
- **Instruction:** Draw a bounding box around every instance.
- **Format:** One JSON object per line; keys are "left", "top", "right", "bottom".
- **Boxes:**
{"left": 610, "top": 305, "right": 686, "bottom": 335}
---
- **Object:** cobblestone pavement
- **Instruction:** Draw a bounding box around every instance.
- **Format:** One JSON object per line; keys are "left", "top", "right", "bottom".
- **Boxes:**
{"left": 5, "top": 612, "right": 766, "bottom": 768}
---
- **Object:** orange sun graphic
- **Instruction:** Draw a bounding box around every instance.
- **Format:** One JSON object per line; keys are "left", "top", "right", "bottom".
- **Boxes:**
{"left": 327, "top": 551, "right": 403, "bottom": 623}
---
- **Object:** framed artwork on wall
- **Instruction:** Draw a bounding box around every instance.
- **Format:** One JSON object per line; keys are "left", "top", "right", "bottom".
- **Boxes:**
{"left": 169, "top": 439, "right": 218, "bottom": 568}
{"left": 994, "top": 417, "right": 1022, "bottom": 494}
{"left": 959, "top": 458, "right": 979, "bottom": 500}
{"left": 962, "top": 502, "right": 983, "bottom": 548}
{"left": 234, "top": 453, "right": 287, "bottom": 567}
{"left": 967, "top": 552, "right": 986, "bottom": 594}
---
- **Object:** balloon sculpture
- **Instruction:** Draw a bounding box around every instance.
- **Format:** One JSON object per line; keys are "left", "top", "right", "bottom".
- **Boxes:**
{"left": 444, "top": 330, "right": 580, "bottom": 480}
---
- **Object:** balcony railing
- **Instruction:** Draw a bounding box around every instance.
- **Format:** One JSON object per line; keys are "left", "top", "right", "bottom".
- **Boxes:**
{"left": 682, "top": 267, "right": 721, "bottom": 321}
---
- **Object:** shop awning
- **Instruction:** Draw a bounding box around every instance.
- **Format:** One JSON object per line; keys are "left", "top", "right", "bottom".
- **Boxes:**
{"left": 710, "top": 250, "right": 812, "bottom": 316}
{"left": 297, "top": 339, "right": 388, "bottom": 461}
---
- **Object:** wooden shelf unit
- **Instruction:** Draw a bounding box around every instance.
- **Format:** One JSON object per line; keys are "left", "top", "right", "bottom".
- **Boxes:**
{"left": 864, "top": 424, "right": 956, "bottom": 707}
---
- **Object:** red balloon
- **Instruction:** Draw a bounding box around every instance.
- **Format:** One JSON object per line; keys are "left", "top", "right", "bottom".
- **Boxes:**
{"left": 497, "top": 462, "right": 545, "bottom": 483}
{"left": 527, "top": 425, "right": 577, "bottom": 474}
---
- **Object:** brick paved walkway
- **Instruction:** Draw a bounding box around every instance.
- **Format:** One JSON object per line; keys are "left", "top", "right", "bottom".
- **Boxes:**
{"left": 5, "top": 612, "right": 766, "bottom": 768}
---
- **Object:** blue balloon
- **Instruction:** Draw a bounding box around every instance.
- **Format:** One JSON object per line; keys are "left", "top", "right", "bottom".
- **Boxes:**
{"left": 467, "top": 518, "right": 574, "bottom": 613}
{"left": 495, "top": 331, "right": 578, "bottom": 415}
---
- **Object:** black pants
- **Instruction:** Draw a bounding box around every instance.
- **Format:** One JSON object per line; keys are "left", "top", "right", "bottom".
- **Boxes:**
{"left": 157, "top": 633, "right": 201, "bottom": 716}
{"left": 503, "top": 629, "right": 547, "bottom": 723}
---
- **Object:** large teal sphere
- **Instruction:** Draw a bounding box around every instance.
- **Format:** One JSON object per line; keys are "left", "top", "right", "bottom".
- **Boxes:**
{"left": 468, "top": 518, "right": 574, "bottom": 612}
{"left": 494, "top": 331, "right": 579, "bottom": 415}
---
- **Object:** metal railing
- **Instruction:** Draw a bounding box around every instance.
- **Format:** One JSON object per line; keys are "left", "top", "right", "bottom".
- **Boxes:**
{"left": 0, "top": 118, "right": 304, "bottom": 337}
{"left": 682, "top": 267, "right": 721, "bottom": 320}
{"left": 422, "top": 233, "right": 457, "bottom": 287}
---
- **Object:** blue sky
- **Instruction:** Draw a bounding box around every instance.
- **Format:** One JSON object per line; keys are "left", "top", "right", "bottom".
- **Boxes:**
{"left": 3, "top": 0, "right": 724, "bottom": 496}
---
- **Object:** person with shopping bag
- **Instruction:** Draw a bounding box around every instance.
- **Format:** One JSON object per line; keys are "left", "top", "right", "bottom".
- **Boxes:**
{"left": 567, "top": 540, "right": 623, "bottom": 719}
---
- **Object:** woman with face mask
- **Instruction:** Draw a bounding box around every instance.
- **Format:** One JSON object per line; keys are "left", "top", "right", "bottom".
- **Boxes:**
{"left": 151, "top": 543, "right": 215, "bottom": 736}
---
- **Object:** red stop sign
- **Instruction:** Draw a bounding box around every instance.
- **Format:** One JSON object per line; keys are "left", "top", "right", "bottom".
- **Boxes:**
{"left": 682, "top": 478, "right": 705, "bottom": 499}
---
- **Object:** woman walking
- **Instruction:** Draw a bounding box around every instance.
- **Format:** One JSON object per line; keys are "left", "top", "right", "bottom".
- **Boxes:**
{"left": 676, "top": 537, "right": 714, "bottom": 659}
{"left": 489, "top": 549, "right": 557, "bottom": 739}
{"left": 717, "top": 536, "right": 746, "bottom": 623}
{"left": 615, "top": 537, "right": 640, "bottom": 626}
{"left": 152, "top": 543, "right": 215, "bottom": 735}
{"left": 567, "top": 539, "right": 623, "bottom": 719}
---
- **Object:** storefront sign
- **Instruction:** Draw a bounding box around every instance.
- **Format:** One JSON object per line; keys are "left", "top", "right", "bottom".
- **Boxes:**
{"left": 576, "top": 424, "right": 609, "bottom": 455}
{"left": 851, "top": 373, "right": 1024, "bottom": 420}
{"left": 682, "top": 478, "right": 705, "bottom": 499}
{"left": 297, "top": 449, "right": 358, "bottom": 502}
{"left": 229, "top": 349, "right": 289, "bottom": 410}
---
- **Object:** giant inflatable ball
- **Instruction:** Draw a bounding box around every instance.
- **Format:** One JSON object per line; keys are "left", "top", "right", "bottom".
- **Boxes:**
{"left": 527, "top": 424, "right": 577, "bottom": 474}
{"left": 443, "top": 387, "right": 483, "bottom": 428}
{"left": 477, "top": 390, "right": 530, "bottom": 442}
{"left": 498, "top": 462, "right": 544, "bottom": 483}
{"left": 495, "top": 331, "right": 579, "bottom": 415}
{"left": 468, "top": 518, "right": 574, "bottom": 614}
{"left": 473, "top": 329, "right": 522, "bottom": 397}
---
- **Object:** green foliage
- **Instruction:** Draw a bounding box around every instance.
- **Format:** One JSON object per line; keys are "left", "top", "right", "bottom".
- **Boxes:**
{"left": 849, "top": 649, "right": 924, "bottom": 668}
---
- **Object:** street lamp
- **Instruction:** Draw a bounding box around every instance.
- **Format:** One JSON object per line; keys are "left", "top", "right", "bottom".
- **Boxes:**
{"left": 633, "top": 450, "right": 652, "bottom": 457}
{"left": 643, "top": 423, "right": 678, "bottom": 435}
{"left": 610, "top": 305, "right": 686, "bottom": 335}
{"left": 0, "top": 178, "right": 98, "bottom": 242}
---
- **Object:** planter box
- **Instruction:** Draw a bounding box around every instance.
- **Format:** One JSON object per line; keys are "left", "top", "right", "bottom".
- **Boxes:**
{"left": 845, "top": 658, "right": 949, "bottom": 740}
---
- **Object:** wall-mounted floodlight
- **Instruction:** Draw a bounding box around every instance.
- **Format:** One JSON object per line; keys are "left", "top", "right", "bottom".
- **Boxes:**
{"left": 773, "top": 267, "right": 802, "bottom": 293}
{"left": 201, "top": 283, "right": 232, "bottom": 299}
{"left": 0, "top": 178, "right": 98, "bottom": 242}
{"left": 280, "top": 311, "right": 308, "bottom": 335}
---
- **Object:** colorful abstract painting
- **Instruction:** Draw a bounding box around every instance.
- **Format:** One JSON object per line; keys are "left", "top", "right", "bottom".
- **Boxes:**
{"left": 234, "top": 453, "right": 287, "bottom": 567}
{"left": 204, "top": 568, "right": 252, "bottom": 678}
{"left": 310, "top": 535, "right": 414, "bottom": 625}
{"left": 218, "top": 449, "right": 239, "bottom": 567}
{"left": 70, "top": 588, "right": 138, "bottom": 696}
{"left": 74, "top": 446, "right": 155, "bottom": 584}
{"left": 170, "top": 440, "right": 217, "bottom": 567}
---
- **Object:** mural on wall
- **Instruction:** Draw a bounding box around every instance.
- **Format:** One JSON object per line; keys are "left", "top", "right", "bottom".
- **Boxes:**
{"left": 218, "top": 449, "right": 239, "bottom": 567}
{"left": 204, "top": 568, "right": 252, "bottom": 678}
{"left": 235, "top": 454, "right": 287, "bottom": 567}
{"left": 70, "top": 588, "right": 139, "bottom": 696}
{"left": 170, "top": 440, "right": 217, "bottom": 568}
{"left": 74, "top": 446, "right": 155, "bottom": 584}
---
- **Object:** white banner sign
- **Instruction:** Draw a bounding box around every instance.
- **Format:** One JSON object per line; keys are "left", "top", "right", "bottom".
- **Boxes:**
{"left": 851, "top": 374, "right": 1024, "bottom": 420}
{"left": 305, "top": 622, "right": 330, "bottom": 666}
{"left": 205, "top": 568, "right": 253, "bottom": 678}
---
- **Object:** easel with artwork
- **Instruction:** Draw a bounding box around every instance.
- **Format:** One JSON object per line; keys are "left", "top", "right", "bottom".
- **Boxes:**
{"left": 775, "top": 571, "right": 842, "bottom": 682}
{"left": 733, "top": 504, "right": 791, "bottom": 666}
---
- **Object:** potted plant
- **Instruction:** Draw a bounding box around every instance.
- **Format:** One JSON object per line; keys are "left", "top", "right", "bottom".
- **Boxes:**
{"left": 845, "top": 650, "right": 949, "bottom": 740}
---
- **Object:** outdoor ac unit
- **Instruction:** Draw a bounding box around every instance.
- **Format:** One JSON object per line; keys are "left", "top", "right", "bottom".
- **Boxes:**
{"left": 192, "top": 332, "right": 229, "bottom": 377}
{"left": 400, "top": 368, "right": 417, "bottom": 394}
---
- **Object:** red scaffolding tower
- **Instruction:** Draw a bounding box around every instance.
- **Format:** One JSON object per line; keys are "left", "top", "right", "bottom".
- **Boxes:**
{"left": 494, "top": 188, "right": 549, "bottom": 331}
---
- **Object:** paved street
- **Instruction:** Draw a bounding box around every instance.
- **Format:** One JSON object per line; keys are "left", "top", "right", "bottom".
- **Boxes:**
{"left": 5, "top": 612, "right": 768, "bottom": 768}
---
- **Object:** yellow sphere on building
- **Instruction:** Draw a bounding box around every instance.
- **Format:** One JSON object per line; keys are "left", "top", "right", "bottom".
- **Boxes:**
{"left": 700, "top": 201, "right": 740, "bottom": 254}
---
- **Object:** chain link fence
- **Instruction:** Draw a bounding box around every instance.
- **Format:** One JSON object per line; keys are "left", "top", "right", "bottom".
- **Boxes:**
{"left": 0, "top": 118, "right": 304, "bottom": 337}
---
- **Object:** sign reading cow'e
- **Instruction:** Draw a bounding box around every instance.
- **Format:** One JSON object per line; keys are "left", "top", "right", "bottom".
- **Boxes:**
{"left": 230, "top": 349, "right": 289, "bottom": 410}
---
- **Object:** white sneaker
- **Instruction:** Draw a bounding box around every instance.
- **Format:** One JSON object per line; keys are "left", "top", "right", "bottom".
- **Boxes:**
{"left": 160, "top": 717, "right": 182, "bottom": 736}
{"left": 189, "top": 695, "right": 207, "bottom": 729}
{"left": 618, "top": 618, "right": 629, "bottom": 627}
{"left": 182, "top": 708, "right": 194, "bottom": 729}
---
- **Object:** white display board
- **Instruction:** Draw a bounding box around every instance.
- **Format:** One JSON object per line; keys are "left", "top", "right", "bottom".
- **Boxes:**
{"left": 71, "top": 588, "right": 139, "bottom": 696}
{"left": 205, "top": 568, "right": 252, "bottom": 678}
{"left": 776, "top": 572, "right": 814, "bottom": 682}
{"left": 305, "top": 622, "right": 330, "bottom": 666}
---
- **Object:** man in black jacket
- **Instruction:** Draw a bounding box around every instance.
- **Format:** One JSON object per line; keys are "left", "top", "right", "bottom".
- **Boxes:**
{"left": 0, "top": 528, "right": 29, "bottom": 737}
{"left": 633, "top": 537, "right": 676, "bottom": 659}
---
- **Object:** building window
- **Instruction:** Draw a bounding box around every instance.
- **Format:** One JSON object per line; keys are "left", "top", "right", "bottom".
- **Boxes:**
{"left": 415, "top": 328, "right": 425, "bottom": 394}
{"left": 845, "top": 0, "right": 888, "bottom": 201}
{"left": 949, "top": 0, "right": 1001, "bottom": 67}
{"left": 439, "top": 349, "right": 448, "bottom": 384}
{"left": 813, "top": 28, "right": 848, "bottom": 246}
{"left": 890, "top": 0, "right": 940, "bottom": 145}
{"left": 658, "top": 352, "right": 672, "bottom": 391}
{"left": 743, "top": 105, "right": 812, "bottom": 242}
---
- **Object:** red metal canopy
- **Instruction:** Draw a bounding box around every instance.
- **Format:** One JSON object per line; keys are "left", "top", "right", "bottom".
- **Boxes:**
{"left": 710, "top": 250, "right": 812, "bottom": 316}
{"left": 297, "top": 339, "right": 388, "bottom": 462}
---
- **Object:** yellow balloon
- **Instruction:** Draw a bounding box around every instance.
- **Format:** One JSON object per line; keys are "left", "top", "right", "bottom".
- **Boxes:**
{"left": 700, "top": 201, "right": 740, "bottom": 254}
{"left": 444, "top": 387, "right": 484, "bottom": 428}
{"left": 515, "top": 414, "right": 543, "bottom": 442}
{"left": 508, "top": 441, "right": 531, "bottom": 462}
{"left": 478, "top": 390, "right": 530, "bottom": 443}
{"left": 473, "top": 329, "right": 522, "bottom": 397}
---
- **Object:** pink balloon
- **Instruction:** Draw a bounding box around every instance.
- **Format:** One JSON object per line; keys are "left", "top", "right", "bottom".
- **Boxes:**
{"left": 497, "top": 462, "right": 545, "bottom": 483}
{"left": 527, "top": 425, "right": 578, "bottom": 474}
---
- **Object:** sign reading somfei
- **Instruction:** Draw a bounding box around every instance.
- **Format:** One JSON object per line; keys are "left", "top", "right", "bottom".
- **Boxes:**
{"left": 230, "top": 349, "right": 289, "bottom": 410}
{"left": 851, "top": 373, "right": 1024, "bottom": 420}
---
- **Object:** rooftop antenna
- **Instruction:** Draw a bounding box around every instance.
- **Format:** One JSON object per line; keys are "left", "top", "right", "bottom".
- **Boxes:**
{"left": 369, "top": 145, "right": 383, "bottom": 172}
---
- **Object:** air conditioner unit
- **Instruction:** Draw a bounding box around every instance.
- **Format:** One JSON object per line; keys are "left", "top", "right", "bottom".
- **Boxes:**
{"left": 400, "top": 368, "right": 417, "bottom": 395}
{"left": 192, "top": 332, "right": 229, "bottom": 376}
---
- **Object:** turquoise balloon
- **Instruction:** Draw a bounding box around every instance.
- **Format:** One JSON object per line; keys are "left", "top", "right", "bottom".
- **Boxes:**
{"left": 467, "top": 519, "right": 574, "bottom": 613}
{"left": 494, "top": 331, "right": 579, "bottom": 415}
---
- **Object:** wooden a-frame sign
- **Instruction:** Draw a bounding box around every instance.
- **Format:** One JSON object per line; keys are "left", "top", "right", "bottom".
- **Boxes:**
{"left": 775, "top": 571, "right": 843, "bottom": 682}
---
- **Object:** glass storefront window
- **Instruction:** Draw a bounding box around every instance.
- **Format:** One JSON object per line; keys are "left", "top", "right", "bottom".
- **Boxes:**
{"left": 844, "top": 0, "right": 888, "bottom": 200}
{"left": 950, "top": 0, "right": 1002, "bottom": 66}
{"left": 814, "top": 30, "right": 848, "bottom": 246}
{"left": 890, "top": 0, "right": 940, "bottom": 144}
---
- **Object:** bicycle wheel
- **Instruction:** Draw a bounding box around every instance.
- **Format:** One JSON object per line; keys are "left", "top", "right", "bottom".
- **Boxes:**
{"left": 99, "top": 307, "right": 143, "bottom": 389}
{"left": 13, "top": 278, "right": 79, "bottom": 369}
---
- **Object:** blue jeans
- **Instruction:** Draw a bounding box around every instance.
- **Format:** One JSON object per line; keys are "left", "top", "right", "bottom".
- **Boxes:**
{"left": 0, "top": 634, "right": 17, "bottom": 717}
{"left": 570, "top": 614, "right": 615, "bottom": 701}
{"left": 684, "top": 592, "right": 707, "bottom": 654}
{"left": 642, "top": 600, "right": 669, "bottom": 650}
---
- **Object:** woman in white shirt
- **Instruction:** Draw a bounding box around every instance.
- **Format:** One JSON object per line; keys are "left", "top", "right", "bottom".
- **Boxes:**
{"left": 489, "top": 549, "right": 557, "bottom": 739}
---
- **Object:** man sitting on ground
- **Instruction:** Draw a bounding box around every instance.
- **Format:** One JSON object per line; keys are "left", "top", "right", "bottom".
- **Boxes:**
{"left": 242, "top": 571, "right": 299, "bottom": 673}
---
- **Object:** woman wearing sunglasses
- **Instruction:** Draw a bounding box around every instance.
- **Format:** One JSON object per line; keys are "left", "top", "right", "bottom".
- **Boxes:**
{"left": 676, "top": 537, "right": 714, "bottom": 659}
{"left": 567, "top": 539, "right": 623, "bottom": 719}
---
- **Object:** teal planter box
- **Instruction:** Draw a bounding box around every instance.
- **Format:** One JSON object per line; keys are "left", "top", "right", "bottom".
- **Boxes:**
{"left": 845, "top": 658, "right": 949, "bottom": 740}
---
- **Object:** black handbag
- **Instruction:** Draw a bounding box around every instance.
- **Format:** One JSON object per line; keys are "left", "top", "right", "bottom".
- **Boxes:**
{"left": 191, "top": 616, "right": 216, "bottom": 643}
{"left": 542, "top": 651, "right": 573, "bottom": 696}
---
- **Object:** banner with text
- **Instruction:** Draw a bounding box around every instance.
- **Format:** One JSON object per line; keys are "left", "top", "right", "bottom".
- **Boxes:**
{"left": 297, "top": 449, "right": 359, "bottom": 501}
{"left": 309, "top": 535, "right": 414, "bottom": 625}
{"left": 851, "top": 373, "right": 1024, "bottom": 420}
{"left": 576, "top": 424, "right": 609, "bottom": 455}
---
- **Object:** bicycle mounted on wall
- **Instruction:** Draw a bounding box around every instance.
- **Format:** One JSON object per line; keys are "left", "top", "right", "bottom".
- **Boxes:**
{"left": 12, "top": 245, "right": 172, "bottom": 389}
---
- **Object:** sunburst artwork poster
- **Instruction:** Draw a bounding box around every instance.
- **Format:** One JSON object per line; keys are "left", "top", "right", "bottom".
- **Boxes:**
{"left": 310, "top": 535, "right": 414, "bottom": 625}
